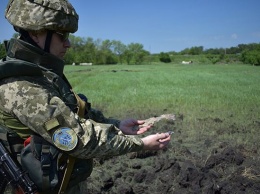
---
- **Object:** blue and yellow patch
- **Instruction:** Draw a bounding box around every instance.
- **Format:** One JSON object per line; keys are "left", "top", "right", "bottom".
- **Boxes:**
{"left": 52, "top": 127, "right": 78, "bottom": 151}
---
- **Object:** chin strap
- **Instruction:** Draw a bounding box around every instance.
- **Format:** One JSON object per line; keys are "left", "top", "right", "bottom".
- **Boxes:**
{"left": 44, "top": 31, "right": 53, "bottom": 53}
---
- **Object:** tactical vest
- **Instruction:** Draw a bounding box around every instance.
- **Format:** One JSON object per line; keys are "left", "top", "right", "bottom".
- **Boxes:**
{"left": 0, "top": 56, "right": 92, "bottom": 193}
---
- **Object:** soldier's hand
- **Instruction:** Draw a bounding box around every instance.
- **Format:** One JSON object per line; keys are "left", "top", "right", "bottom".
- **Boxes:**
{"left": 141, "top": 133, "right": 171, "bottom": 150}
{"left": 119, "top": 119, "right": 152, "bottom": 135}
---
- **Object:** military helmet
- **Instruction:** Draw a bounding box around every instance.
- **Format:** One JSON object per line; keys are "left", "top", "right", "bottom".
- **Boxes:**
{"left": 5, "top": 0, "right": 79, "bottom": 33}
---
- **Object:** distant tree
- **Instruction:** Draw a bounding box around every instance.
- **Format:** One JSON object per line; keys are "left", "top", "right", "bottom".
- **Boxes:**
{"left": 125, "top": 43, "right": 148, "bottom": 64}
{"left": 189, "top": 46, "right": 204, "bottom": 55}
{"left": 159, "top": 52, "right": 171, "bottom": 63}
{"left": 12, "top": 33, "right": 19, "bottom": 39}
{"left": 206, "top": 54, "right": 221, "bottom": 64}
{"left": 64, "top": 35, "right": 259, "bottom": 65}
{"left": 98, "top": 39, "right": 117, "bottom": 64}
{"left": 226, "top": 46, "right": 240, "bottom": 54}
{"left": 123, "top": 49, "right": 133, "bottom": 65}
{"left": 240, "top": 43, "right": 260, "bottom": 66}
{"left": 168, "top": 51, "right": 178, "bottom": 55}
{"left": 82, "top": 37, "right": 97, "bottom": 63}
{"left": 135, "top": 50, "right": 149, "bottom": 64}
{"left": 64, "top": 49, "right": 74, "bottom": 64}
{"left": 241, "top": 50, "right": 260, "bottom": 66}
{"left": 180, "top": 48, "right": 190, "bottom": 55}
{"left": 64, "top": 35, "right": 88, "bottom": 64}
{"left": 204, "top": 48, "right": 224, "bottom": 55}
{"left": 111, "top": 40, "right": 126, "bottom": 64}
{"left": 69, "top": 34, "right": 86, "bottom": 47}
{"left": 238, "top": 44, "right": 249, "bottom": 52}
{"left": 179, "top": 46, "right": 203, "bottom": 55}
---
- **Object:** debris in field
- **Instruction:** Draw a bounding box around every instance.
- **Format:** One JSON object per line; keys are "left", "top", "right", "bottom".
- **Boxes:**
{"left": 132, "top": 114, "right": 176, "bottom": 131}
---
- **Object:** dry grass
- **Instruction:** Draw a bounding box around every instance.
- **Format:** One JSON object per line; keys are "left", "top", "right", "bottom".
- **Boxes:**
{"left": 242, "top": 167, "right": 260, "bottom": 181}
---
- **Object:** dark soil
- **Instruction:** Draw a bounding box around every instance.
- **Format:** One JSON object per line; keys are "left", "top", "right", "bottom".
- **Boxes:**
{"left": 83, "top": 116, "right": 260, "bottom": 194}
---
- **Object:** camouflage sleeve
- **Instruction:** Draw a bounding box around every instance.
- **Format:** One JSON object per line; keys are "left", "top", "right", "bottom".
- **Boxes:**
{"left": 88, "top": 108, "right": 121, "bottom": 128}
{"left": 0, "top": 78, "right": 143, "bottom": 159}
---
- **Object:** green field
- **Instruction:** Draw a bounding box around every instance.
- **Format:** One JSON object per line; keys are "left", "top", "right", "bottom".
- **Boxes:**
{"left": 65, "top": 63, "right": 260, "bottom": 149}
{"left": 64, "top": 63, "right": 260, "bottom": 193}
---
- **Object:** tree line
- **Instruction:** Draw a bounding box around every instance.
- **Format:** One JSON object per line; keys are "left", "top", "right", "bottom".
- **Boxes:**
{"left": 0, "top": 34, "right": 260, "bottom": 66}
{"left": 64, "top": 35, "right": 149, "bottom": 65}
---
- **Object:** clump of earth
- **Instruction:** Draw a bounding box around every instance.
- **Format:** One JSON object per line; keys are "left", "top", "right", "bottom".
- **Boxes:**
{"left": 83, "top": 114, "right": 260, "bottom": 194}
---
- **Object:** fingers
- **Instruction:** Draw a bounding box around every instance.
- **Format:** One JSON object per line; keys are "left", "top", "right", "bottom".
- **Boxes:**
{"left": 157, "top": 132, "right": 169, "bottom": 139}
{"left": 136, "top": 120, "right": 145, "bottom": 125}
{"left": 157, "top": 132, "right": 171, "bottom": 143}
{"left": 132, "top": 123, "right": 152, "bottom": 133}
{"left": 159, "top": 136, "right": 171, "bottom": 143}
{"left": 149, "top": 133, "right": 171, "bottom": 144}
{"left": 141, "top": 133, "right": 171, "bottom": 150}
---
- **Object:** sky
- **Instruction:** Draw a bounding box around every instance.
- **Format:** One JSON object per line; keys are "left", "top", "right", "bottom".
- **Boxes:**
{"left": 1, "top": 0, "right": 260, "bottom": 53}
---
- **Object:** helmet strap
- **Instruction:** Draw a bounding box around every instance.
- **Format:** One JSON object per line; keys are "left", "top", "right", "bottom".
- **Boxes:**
{"left": 43, "top": 31, "right": 53, "bottom": 53}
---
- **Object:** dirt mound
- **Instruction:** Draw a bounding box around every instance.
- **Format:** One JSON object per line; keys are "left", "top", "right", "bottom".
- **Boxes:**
{"left": 82, "top": 114, "right": 260, "bottom": 194}
{"left": 84, "top": 142, "right": 260, "bottom": 194}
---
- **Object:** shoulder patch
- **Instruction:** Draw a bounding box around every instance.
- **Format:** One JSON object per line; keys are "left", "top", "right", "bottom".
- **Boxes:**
{"left": 52, "top": 127, "right": 78, "bottom": 151}
{"left": 44, "top": 118, "right": 60, "bottom": 131}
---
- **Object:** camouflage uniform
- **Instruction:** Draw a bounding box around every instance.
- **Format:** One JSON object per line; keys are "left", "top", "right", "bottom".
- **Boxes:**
{"left": 0, "top": 38, "right": 143, "bottom": 157}
{"left": 1, "top": 0, "right": 143, "bottom": 193}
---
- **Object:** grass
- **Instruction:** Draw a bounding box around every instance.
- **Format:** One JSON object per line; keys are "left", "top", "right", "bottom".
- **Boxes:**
{"left": 64, "top": 63, "right": 260, "bottom": 149}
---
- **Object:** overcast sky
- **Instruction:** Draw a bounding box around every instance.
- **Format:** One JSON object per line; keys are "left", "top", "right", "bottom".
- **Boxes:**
{"left": 1, "top": 0, "right": 260, "bottom": 53}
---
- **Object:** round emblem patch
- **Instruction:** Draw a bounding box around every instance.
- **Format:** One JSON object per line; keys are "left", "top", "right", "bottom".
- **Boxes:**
{"left": 52, "top": 127, "right": 78, "bottom": 151}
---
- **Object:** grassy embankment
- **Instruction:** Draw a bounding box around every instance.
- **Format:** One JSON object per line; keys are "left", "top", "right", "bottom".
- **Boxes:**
{"left": 65, "top": 63, "right": 260, "bottom": 151}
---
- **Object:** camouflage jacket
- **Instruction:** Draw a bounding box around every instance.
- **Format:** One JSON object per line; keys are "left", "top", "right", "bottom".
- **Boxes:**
{"left": 0, "top": 38, "right": 143, "bottom": 159}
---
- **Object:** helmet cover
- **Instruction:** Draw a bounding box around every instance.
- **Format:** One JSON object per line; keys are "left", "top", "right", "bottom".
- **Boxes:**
{"left": 5, "top": 0, "right": 79, "bottom": 33}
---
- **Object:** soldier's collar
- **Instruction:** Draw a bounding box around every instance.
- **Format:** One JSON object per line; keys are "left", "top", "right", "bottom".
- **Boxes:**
{"left": 6, "top": 38, "right": 65, "bottom": 76}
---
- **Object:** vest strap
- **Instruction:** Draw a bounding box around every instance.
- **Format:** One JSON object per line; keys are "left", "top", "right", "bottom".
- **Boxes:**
{"left": 41, "top": 144, "right": 52, "bottom": 191}
{"left": 58, "top": 155, "right": 76, "bottom": 194}
{"left": 73, "top": 92, "right": 86, "bottom": 118}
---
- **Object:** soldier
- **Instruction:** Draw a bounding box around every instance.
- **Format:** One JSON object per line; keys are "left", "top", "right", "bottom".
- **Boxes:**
{"left": 0, "top": 0, "right": 171, "bottom": 193}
